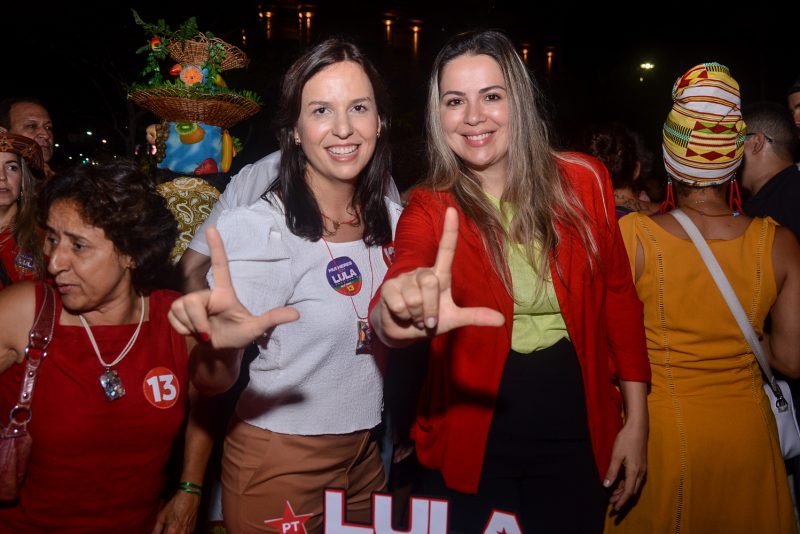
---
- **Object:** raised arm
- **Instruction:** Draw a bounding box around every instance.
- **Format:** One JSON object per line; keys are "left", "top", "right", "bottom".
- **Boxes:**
{"left": 177, "top": 249, "right": 211, "bottom": 294}
{"left": 370, "top": 207, "right": 504, "bottom": 348}
{"left": 169, "top": 228, "right": 299, "bottom": 395}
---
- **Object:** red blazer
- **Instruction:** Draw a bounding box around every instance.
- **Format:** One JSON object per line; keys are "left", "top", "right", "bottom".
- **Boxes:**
{"left": 371, "top": 153, "right": 650, "bottom": 493}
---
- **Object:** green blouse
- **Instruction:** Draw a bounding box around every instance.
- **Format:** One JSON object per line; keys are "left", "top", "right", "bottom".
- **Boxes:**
{"left": 487, "top": 195, "right": 569, "bottom": 353}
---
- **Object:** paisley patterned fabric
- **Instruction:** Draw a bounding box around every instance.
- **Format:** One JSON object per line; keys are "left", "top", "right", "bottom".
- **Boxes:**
{"left": 156, "top": 177, "right": 221, "bottom": 263}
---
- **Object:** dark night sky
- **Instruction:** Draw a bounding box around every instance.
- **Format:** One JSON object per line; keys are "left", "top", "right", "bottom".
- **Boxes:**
{"left": 6, "top": 1, "right": 798, "bottom": 188}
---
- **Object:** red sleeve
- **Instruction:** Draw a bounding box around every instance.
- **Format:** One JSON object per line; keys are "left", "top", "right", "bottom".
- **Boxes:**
{"left": 559, "top": 153, "right": 650, "bottom": 383}
{"left": 369, "top": 189, "right": 445, "bottom": 322}
{"left": 589, "top": 156, "right": 650, "bottom": 383}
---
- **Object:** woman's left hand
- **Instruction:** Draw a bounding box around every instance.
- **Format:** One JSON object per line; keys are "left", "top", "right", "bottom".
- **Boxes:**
{"left": 604, "top": 416, "right": 647, "bottom": 511}
{"left": 151, "top": 491, "right": 200, "bottom": 534}
{"left": 168, "top": 228, "right": 299, "bottom": 349}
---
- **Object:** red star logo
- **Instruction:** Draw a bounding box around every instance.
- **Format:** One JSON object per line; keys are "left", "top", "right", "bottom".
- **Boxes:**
{"left": 264, "top": 501, "right": 314, "bottom": 534}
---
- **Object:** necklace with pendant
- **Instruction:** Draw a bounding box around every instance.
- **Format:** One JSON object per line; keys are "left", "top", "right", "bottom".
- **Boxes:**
{"left": 321, "top": 238, "right": 375, "bottom": 355}
{"left": 79, "top": 295, "right": 145, "bottom": 401}
{"left": 321, "top": 209, "right": 361, "bottom": 236}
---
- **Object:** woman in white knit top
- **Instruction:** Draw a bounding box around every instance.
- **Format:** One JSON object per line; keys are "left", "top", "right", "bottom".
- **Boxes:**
{"left": 169, "top": 39, "right": 401, "bottom": 533}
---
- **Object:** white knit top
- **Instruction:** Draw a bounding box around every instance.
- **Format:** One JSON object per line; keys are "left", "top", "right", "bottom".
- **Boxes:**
{"left": 212, "top": 194, "right": 402, "bottom": 435}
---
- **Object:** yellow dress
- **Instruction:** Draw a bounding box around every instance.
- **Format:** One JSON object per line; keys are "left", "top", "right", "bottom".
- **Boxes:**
{"left": 606, "top": 213, "right": 796, "bottom": 534}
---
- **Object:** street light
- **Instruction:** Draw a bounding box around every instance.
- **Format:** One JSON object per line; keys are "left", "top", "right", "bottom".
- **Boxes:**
{"left": 639, "top": 62, "right": 655, "bottom": 82}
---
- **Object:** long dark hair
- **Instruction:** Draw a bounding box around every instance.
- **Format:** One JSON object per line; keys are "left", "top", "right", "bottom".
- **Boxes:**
{"left": 266, "top": 37, "right": 392, "bottom": 246}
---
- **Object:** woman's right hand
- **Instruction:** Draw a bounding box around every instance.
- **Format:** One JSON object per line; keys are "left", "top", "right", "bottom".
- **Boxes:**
{"left": 168, "top": 228, "right": 299, "bottom": 349}
{"left": 372, "top": 207, "right": 504, "bottom": 347}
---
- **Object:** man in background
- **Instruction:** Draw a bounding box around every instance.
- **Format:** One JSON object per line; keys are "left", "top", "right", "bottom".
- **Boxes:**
{"left": 741, "top": 102, "right": 800, "bottom": 236}
{"left": 0, "top": 97, "right": 55, "bottom": 177}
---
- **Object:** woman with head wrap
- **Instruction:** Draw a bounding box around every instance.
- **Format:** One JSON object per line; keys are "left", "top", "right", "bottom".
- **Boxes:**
{"left": 0, "top": 133, "right": 44, "bottom": 288}
{"left": 606, "top": 63, "right": 800, "bottom": 532}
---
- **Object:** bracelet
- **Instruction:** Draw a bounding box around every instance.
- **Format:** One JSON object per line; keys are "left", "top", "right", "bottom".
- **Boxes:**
{"left": 178, "top": 481, "right": 203, "bottom": 496}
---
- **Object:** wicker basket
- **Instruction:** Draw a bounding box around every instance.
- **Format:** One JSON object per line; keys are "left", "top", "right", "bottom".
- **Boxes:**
{"left": 129, "top": 87, "right": 259, "bottom": 128}
{"left": 167, "top": 34, "right": 249, "bottom": 71}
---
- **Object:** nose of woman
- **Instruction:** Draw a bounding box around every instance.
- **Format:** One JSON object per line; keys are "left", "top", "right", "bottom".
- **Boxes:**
{"left": 464, "top": 100, "right": 486, "bottom": 126}
{"left": 47, "top": 240, "right": 69, "bottom": 274}
{"left": 332, "top": 112, "right": 354, "bottom": 139}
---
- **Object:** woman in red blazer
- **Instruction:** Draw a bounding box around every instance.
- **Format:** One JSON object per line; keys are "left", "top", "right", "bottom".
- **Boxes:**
{"left": 370, "top": 30, "right": 650, "bottom": 533}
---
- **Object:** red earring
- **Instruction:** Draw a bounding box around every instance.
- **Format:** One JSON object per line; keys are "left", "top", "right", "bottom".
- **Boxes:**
{"left": 728, "top": 177, "right": 742, "bottom": 215}
{"left": 660, "top": 178, "right": 676, "bottom": 213}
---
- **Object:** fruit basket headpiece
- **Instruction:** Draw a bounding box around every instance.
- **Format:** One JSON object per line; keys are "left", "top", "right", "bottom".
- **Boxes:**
{"left": 127, "top": 11, "right": 261, "bottom": 129}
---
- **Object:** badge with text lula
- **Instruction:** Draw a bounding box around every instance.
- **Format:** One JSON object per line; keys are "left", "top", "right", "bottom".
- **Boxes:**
{"left": 326, "top": 257, "right": 362, "bottom": 296}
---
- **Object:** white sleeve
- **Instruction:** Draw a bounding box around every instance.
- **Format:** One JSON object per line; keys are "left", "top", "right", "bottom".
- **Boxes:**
{"left": 384, "top": 197, "right": 404, "bottom": 238}
{"left": 210, "top": 204, "right": 293, "bottom": 316}
{"left": 188, "top": 151, "right": 281, "bottom": 256}
{"left": 386, "top": 176, "right": 402, "bottom": 205}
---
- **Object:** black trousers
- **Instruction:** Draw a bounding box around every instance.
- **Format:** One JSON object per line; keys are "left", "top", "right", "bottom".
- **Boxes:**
{"left": 419, "top": 339, "right": 608, "bottom": 533}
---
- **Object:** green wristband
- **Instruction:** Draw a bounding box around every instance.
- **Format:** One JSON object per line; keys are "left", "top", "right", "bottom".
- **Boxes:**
{"left": 178, "top": 481, "right": 203, "bottom": 495}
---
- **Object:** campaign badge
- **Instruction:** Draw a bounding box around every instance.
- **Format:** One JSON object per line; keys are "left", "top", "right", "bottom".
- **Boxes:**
{"left": 326, "top": 256, "right": 362, "bottom": 296}
{"left": 143, "top": 367, "right": 180, "bottom": 409}
{"left": 382, "top": 242, "right": 395, "bottom": 267}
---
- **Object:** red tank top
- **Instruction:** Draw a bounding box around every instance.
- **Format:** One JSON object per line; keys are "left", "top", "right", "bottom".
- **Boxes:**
{"left": 0, "top": 287, "right": 189, "bottom": 532}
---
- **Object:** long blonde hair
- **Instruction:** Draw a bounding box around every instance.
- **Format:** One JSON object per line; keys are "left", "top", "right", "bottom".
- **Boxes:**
{"left": 7, "top": 156, "right": 44, "bottom": 278}
{"left": 425, "top": 30, "right": 598, "bottom": 296}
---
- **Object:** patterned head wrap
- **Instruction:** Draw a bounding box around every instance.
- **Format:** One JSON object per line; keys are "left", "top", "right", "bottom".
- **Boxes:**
{"left": 0, "top": 133, "right": 43, "bottom": 171}
{"left": 662, "top": 63, "right": 745, "bottom": 186}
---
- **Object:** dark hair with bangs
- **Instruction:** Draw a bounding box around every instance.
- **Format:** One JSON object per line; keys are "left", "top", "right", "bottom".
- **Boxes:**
{"left": 39, "top": 161, "right": 178, "bottom": 294}
{"left": 266, "top": 37, "right": 393, "bottom": 246}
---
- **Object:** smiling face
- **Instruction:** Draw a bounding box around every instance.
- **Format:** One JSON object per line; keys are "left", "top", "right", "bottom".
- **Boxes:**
{"left": 293, "top": 61, "right": 379, "bottom": 190}
{"left": 438, "top": 54, "right": 510, "bottom": 188}
{"left": 45, "top": 199, "right": 134, "bottom": 315}
{"left": 9, "top": 102, "right": 54, "bottom": 163}
{"left": 0, "top": 152, "right": 22, "bottom": 211}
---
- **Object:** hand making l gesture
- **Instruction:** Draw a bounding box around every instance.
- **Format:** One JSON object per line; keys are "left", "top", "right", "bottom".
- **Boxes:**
{"left": 168, "top": 228, "right": 300, "bottom": 349}
{"left": 373, "top": 207, "right": 505, "bottom": 347}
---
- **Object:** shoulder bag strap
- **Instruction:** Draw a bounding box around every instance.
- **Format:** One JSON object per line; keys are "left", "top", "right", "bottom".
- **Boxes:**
{"left": 669, "top": 209, "right": 788, "bottom": 411}
{"left": 6, "top": 283, "right": 57, "bottom": 432}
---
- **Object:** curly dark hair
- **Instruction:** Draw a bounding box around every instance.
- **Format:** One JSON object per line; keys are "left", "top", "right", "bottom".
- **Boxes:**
{"left": 38, "top": 161, "right": 178, "bottom": 294}
{"left": 580, "top": 123, "right": 639, "bottom": 191}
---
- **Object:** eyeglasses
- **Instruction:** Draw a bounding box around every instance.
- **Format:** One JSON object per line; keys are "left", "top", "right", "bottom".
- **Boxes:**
{"left": 745, "top": 132, "right": 774, "bottom": 143}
